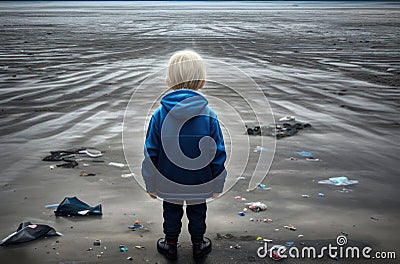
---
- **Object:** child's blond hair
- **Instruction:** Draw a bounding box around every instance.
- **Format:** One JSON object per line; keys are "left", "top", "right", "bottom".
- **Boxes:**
{"left": 166, "top": 50, "right": 206, "bottom": 90}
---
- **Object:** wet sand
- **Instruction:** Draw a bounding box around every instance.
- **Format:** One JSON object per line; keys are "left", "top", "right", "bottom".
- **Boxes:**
{"left": 0, "top": 1, "right": 399, "bottom": 263}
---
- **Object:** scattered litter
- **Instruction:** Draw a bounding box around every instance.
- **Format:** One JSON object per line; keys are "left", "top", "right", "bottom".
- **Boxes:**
{"left": 127, "top": 256, "right": 133, "bottom": 260}
{"left": 297, "top": 151, "right": 314, "bottom": 158}
{"left": 45, "top": 203, "right": 60, "bottom": 209}
{"left": 230, "top": 244, "right": 241, "bottom": 249}
{"left": 135, "top": 245, "right": 145, "bottom": 249}
{"left": 86, "top": 248, "right": 93, "bottom": 251}
{"left": 274, "top": 229, "right": 279, "bottom": 232}
{"left": 285, "top": 242, "right": 295, "bottom": 246}
{"left": 258, "top": 184, "right": 271, "bottom": 190}
{"left": 279, "top": 116, "right": 295, "bottom": 121}
{"left": 245, "top": 202, "right": 267, "bottom": 212}
{"left": 238, "top": 212, "right": 245, "bottom": 216}
{"left": 237, "top": 176, "right": 245, "bottom": 180}
{"left": 78, "top": 148, "right": 103, "bottom": 158}
{"left": 128, "top": 220, "right": 143, "bottom": 230}
{"left": 93, "top": 239, "right": 101, "bottom": 246}
{"left": 246, "top": 117, "right": 311, "bottom": 139}
{"left": 249, "top": 218, "right": 254, "bottom": 221}
{"left": 49, "top": 165, "right": 55, "bottom": 170}
{"left": 243, "top": 208, "right": 248, "bottom": 212}
{"left": 370, "top": 217, "right": 379, "bottom": 221}
{"left": 318, "top": 193, "right": 325, "bottom": 197}
{"left": 119, "top": 245, "right": 128, "bottom": 252}
{"left": 298, "top": 234, "right": 304, "bottom": 238}
{"left": 80, "top": 171, "right": 96, "bottom": 177}
{"left": 54, "top": 196, "right": 102, "bottom": 216}
{"left": 301, "top": 194, "right": 310, "bottom": 198}
{"left": 318, "top": 176, "right": 358, "bottom": 186}
{"left": 306, "top": 157, "right": 320, "bottom": 162}
{"left": 284, "top": 224, "right": 297, "bottom": 231}
{"left": 268, "top": 245, "right": 287, "bottom": 260}
{"left": 56, "top": 160, "right": 78, "bottom": 168}
{"left": 0, "top": 221, "right": 62, "bottom": 246}
{"left": 234, "top": 196, "right": 246, "bottom": 201}
{"left": 263, "top": 218, "right": 273, "bottom": 223}
{"left": 289, "top": 157, "right": 298, "bottom": 161}
{"left": 256, "top": 236, "right": 263, "bottom": 241}
{"left": 43, "top": 148, "right": 103, "bottom": 162}
{"left": 109, "top": 162, "right": 125, "bottom": 168}
{"left": 254, "top": 146, "right": 266, "bottom": 152}
{"left": 83, "top": 163, "right": 90, "bottom": 167}
{"left": 121, "top": 173, "right": 134, "bottom": 178}
{"left": 337, "top": 188, "right": 352, "bottom": 193}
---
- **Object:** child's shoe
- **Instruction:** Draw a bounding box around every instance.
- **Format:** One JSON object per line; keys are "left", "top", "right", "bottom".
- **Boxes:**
{"left": 157, "top": 238, "right": 177, "bottom": 260}
{"left": 193, "top": 237, "right": 212, "bottom": 259}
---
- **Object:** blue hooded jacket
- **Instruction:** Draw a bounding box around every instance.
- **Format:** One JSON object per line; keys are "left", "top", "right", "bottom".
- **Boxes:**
{"left": 142, "top": 89, "right": 227, "bottom": 199}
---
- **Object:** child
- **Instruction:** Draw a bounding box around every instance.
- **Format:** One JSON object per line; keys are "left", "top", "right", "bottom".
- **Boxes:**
{"left": 142, "top": 50, "right": 227, "bottom": 260}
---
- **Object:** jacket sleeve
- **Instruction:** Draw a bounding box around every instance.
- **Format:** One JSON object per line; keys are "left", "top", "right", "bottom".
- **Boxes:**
{"left": 141, "top": 114, "right": 160, "bottom": 193}
{"left": 210, "top": 117, "right": 227, "bottom": 193}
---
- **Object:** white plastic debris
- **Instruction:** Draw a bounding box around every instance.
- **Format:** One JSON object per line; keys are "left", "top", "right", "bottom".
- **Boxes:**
{"left": 318, "top": 176, "right": 358, "bottom": 186}
{"left": 108, "top": 162, "right": 125, "bottom": 168}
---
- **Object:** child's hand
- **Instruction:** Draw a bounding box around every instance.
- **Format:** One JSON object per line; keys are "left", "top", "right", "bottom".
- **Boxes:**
{"left": 148, "top": 192, "right": 157, "bottom": 199}
{"left": 212, "top": 193, "right": 220, "bottom": 199}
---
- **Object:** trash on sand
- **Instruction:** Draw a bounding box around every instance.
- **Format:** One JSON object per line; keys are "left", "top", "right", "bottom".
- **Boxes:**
{"left": 254, "top": 146, "right": 266, "bottom": 152}
{"left": 230, "top": 244, "right": 241, "bottom": 249}
{"left": 80, "top": 171, "right": 96, "bottom": 177}
{"left": 93, "top": 239, "right": 101, "bottom": 246}
{"left": 289, "top": 157, "right": 298, "bottom": 161}
{"left": 128, "top": 220, "right": 143, "bottom": 230}
{"left": 54, "top": 196, "right": 102, "bottom": 216}
{"left": 119, "top": 245, "right": 128, "bottom": 252}
{"left": 268, "top": 245, "right": 287, "bottom": 260}
{"left": 237, "top": 176, "right": 245, "bottom": 180}
{"left": 279, "top": 116, "right": 295, "bottom": 122}
{"left": 318, "top": 193, "right": 325, "bottom": 197}
{"left": 121, "top": 173, "right": 134, "bottom": 178}
{"left": 43, "top": 148, "right": 102, "bottom": 161}
{"left": 256, "top": 236, "right": 263, "bottom": 241}
{"left": 238, "top": 212, "right": 245, "bottom": 216}
{"left": 306, "top": 157, "right": 320, "bottom": 162}
{"left": 298, "top": 234, "right": 304, "bottom": 238}
{"left": 249, "top": 218, "right": 254, "bottom": 221}
{"left": 127, "top": 256, "right": 133, "bottom": 260}
{"left": 78, "top": 148, "right": 103, "bottom": 158}
{"left": 45, "top": 203, "right": 60, "bottom": 209}
{"left": 108, "top": 162, "right": 125, "bottom": 168}
{"left": 86, "top": 247, "right": 93, "bottom": 251}
{"left": 135, "top": 245, "right": 145, "bottom": 249}
{"left": 235, "top": 196, "right": 246, "bottom": 201}
{"left": 263, "top": 218, "right": 273, "bottom": 223}
{"left": 49, "top": 165, "right": 55, "bottom": 170}
{"left": 0, "top": 221, "right": 62, "bottom": 246}
{"left": 297, "top": 151, "right": 314, "bottom": 158}
{"left": 371, "top": 217, "right": 379, "bottom": 221}
{"left": 337, "top": 188, "right": 352, "bottom": 193}
{"left": 245, "top": 202, "right": 267, "bottom": 212}
{"left": 301, "top": 194, "right": 310, "bottom": 198}
{"left": 284, "top": 224, "right": 297, "bottom": 231}
{"left": 246, "top": 117, "right": 311, "bottom": 139}
{"left": 318, "top": 176, "right": 358, "bottom": 186}
{"left": 285, "top": 241, "right": 295, "bottom": 246}
{"left": 56, "top": 160, "right": 78, "bottom": 168}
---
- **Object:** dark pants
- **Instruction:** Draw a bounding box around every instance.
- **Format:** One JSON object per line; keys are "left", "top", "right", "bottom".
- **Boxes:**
{"left": 163, "top": 200, "right": 207, "bottom": 243}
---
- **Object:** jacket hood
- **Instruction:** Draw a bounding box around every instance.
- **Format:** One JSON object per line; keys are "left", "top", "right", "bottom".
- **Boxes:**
{"left": 161, "top": 89, "right": 208, "bottom": 119}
